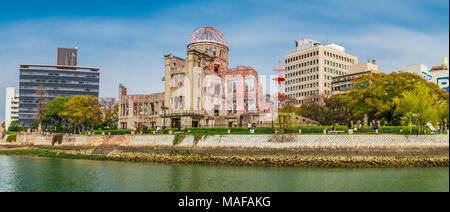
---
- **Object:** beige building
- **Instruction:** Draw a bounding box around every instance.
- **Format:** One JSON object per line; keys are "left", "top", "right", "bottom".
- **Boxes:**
{"left": 347, "top": 60, "right": 378, "bottom": 74}
{"left": 284, "top": 38, "right": 358, "bottom": 105}
{"left": 331, "top": 60, "right": 379, "bottom": 94}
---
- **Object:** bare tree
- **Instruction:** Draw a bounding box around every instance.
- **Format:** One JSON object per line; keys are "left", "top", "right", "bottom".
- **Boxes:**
{"left": 34, "top": 84, "right": 49, "bottom": 128}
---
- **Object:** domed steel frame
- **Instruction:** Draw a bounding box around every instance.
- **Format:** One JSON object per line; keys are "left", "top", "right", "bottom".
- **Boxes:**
{"left": 188, "top": 27, "right": 228, "bottom": 47}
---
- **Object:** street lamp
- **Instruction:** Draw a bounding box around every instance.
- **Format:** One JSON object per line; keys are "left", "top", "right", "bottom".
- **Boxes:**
{"left": 161, "top": 102, "right": 168, "bottom": 129}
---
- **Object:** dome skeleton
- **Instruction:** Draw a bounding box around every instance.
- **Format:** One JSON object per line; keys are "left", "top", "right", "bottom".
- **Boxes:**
{"left": 188, "top": 27, "right": 228, "bottom": 47}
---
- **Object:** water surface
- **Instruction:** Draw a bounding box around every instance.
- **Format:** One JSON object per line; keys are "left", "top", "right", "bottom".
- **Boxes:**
{"left": 0, "top": 155, "right": 448, "bottom": 192}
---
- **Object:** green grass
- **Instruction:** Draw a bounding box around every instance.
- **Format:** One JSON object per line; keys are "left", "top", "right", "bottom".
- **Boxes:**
{"left": 5, "top": 131, "right": 21, "bottom": 136}
{"left": 0, "top": 148, "right": 121, "bottom": 161}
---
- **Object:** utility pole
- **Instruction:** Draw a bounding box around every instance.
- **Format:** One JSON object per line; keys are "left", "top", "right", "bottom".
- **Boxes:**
{"left": 271, "top": 101, "right": 274, "bottom": 128}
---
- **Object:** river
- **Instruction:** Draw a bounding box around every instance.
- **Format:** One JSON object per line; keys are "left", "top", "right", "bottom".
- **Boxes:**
{"left": 0, "top": 155, "right": 448, "bottom": 192}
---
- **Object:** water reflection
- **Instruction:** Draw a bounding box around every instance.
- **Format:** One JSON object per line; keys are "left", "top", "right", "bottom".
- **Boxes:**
{"left": 0, "top": 155, "right": 448, "bottom": 192}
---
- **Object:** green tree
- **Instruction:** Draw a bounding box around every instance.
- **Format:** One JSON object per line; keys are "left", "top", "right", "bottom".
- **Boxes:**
{"left": 31, "top": 121, "right": 40, "bottom": 130}
{"left": 393, "top": 83, "right": 444, "bottom": 133}
{"left": 297, "top": 94, "right": 350, "bottom": 125}
{"left": 45, "top": 96, "right": 70, "bottom": 130}
{"left": 8, "top": 120, "right": 20, "bottom": 131}
{"left": 59, "top": 95, "right": 101, "bottom": 133}
{"left": 347, "top": 72, "right": 441, "bottom": 125}
{"left": 437, "top": 94, "right": 449, "bottom": 132}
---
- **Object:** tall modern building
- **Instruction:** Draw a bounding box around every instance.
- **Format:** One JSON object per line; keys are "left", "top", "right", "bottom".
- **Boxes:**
{"left": 18, "top": 48, "right": 100, "bottom": 127}
{"left": 4, "top": 87, "right": 19, "bottom": 130}
{"left": 284, "top": 38, "right": 358, "bottom": 105}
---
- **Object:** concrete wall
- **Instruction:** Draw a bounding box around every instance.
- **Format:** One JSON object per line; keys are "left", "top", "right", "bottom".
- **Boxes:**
{"left": 8, "top": 133, "right": 449, "bottom": 151}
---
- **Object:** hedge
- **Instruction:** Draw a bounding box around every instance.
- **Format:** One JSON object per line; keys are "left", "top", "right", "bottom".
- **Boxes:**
{"left": 93, "top": 129, "right": 132, "bottom": 135}
{"left": 85, "top": 125, "right": 429, "bottom": 135}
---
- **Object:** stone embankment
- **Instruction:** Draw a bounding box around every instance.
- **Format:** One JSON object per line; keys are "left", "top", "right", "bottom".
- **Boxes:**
{"left": 7, "top": 133, "right": 449, "bottom": 151}
{"left": 0, "top": 133, "right": 448, "bottom": 168}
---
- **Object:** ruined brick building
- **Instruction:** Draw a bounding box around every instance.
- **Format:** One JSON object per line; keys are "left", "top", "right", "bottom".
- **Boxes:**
{"left": 119, "top": 26, "right": 273, "bottom": 129}
{"left": 118, "top": 84, "right": 164, "bottom": 129}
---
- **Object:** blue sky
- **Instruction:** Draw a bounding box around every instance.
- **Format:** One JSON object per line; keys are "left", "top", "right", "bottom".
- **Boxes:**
{"left": 0, "top": 0, "right": 449, "bottom": 121}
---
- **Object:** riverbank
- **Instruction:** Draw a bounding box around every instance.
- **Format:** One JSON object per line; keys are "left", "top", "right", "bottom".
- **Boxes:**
{"left": 0, "top": 146, "right": 448, "bottom": 168}
{"left": 0, "top": 133, "right": 448, "bottom": 168}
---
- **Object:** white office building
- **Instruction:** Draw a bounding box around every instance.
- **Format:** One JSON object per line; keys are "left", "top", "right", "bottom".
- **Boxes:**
{"left": 5, "top": 87, "right": 19, "bottom": 131}
{"left": 405, "top": 57, "right": 449, "bottom": 92}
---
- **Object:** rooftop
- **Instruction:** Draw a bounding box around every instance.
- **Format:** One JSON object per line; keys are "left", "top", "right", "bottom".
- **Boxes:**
{"left": 20, "top": 64, "right": 100, "bottom": 72}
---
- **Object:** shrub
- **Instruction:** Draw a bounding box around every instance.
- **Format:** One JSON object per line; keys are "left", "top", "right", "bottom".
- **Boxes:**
{"left": 51, "top": 134, "right": 64, "bottom": 146}
{"left": 173, "top": 134, "right": 185, "bottom": 145}
{"left": 6, "top": 134, "right": 17, "bottom": 142}
{"left": 93, "top": 129, "right": 131, "bottom": 135}
{"left": 193, "top": 134, "right": 203, "bottom": 144}
{"left": 7, "top": 120, "right": 20, "bottom": 131}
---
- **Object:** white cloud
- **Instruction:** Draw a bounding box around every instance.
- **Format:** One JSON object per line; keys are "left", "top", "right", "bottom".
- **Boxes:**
{"left": 0, "top": 1, "right": 448, "bottom": 121}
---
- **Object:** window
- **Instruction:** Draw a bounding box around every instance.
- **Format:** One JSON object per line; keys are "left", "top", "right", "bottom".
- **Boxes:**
{"left": 170, "top": 96, "right": 185, "bottom": 110}
{"left": 228, "top": 80, "right": 237, "bottom": 93}
{"left": 245, "top": 78, "right": 255, "bottom": 92}
{"left": 197, "top": 97, "right": 200, "bottom": 110}
{"left": 214, "top": 83, "right": 221, "bottom": 96}
{"left": 244, "top": 99, "right": 254, "bottom": 112}
{"left": 171, "top": 74, "right": 185, "bottom": 88}
{"left": 214, "top": 64, "right": 220, "bottom": 73}
{"left": 214, "top": 105, "right": 220, "bottom": 116}
{"left": 227, "top": 101, "right": 237, "bottom": 113}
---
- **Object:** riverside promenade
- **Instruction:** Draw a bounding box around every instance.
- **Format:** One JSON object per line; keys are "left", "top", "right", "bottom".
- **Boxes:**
{"left": 0, "top": 133, "right": 448, "bottom": 168}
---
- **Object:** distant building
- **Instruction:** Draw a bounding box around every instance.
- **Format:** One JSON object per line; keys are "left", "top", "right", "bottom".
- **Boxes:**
{"left": 4, "top": 87, "right": 19, "bottom": 130}
{"left": 18, "top": 48, "right": 100, "bottom": 128}
{"left": 56, "top": 48, "right": 78, "bottom": 66}
{"left": 284, "top": 38, "right": 358, "bottom": 105}
{"left": 347, "top": 60, "right": 378, "bottom": 74}
{"left": 332, "top": 60, "right": 379, "bottom": 94}
{"left": 405, "top": 57, "right": 449, "bottom": 92}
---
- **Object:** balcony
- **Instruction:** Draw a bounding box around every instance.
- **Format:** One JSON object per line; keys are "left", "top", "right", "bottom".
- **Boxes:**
{"left": 171, "top": 67, "right": 185, "bottom": 74}
{"left": 164, "top": 110, "right": 205, "bottom": 118}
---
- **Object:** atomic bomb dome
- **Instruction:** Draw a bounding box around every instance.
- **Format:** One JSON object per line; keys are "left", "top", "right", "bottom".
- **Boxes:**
{"left": 188, "top": 27, "right": 228, "bottom": 47}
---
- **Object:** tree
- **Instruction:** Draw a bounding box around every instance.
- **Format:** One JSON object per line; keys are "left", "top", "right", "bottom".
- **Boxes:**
{"left": 35, "top": 84, "right": 49, "bottom": 127}
{"left": 8, "top": 120, "right": 20, "bottom": 131}
{"left": 297, "top": 94, "right": 350, "bottom": 125}
{"left": 346, "top": 72, "right": 443, "bottom": 125}
{"left": 437, "top": 93, "right": 449, "bottom": 132}
{"left": 100, "top": 98, "right": 118, "bottom": 130}
{"left": 393, "top": 83, "right": 446, "bottom": 133}
{"left": 31, "top": 121, "right": 40, "bottom": 130}
{"left": 45, "top": 96, "right": 70, "bottom": 130}
{"left": 59, "top": 95, "right": 101, "bottom": 133}
{"left": 323, "top": 94, "right": 352, "bottom": 125}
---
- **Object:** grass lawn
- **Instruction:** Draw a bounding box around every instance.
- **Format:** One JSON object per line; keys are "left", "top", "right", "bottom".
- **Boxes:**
{"left": 5, "top": 131, "right": 21, "bottom": 136}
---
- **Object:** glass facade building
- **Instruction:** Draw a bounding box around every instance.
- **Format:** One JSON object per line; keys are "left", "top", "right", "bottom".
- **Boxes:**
{"left": 18, "top": 64, "right": 100, "bottom": 127}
